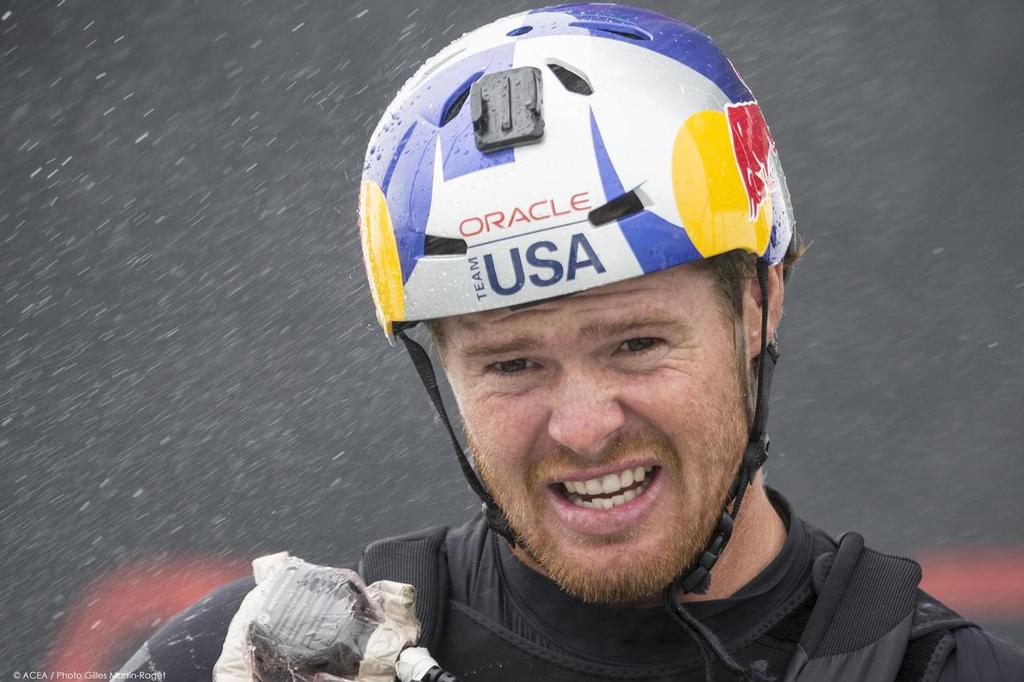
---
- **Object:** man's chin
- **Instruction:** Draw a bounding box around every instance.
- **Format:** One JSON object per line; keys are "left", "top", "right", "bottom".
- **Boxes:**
{"left": 520, "top": 527, "right": 686, "bottom": 604}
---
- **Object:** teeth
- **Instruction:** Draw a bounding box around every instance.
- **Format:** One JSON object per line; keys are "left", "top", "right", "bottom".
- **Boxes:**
{"left": 567, "top": 480, "right": 651, "bottom": 510}
{"left": 565, "top": 465, "right": 656, "bottom": 498}
{"left": 563, "top": 466, "right": 657, "bottom": 510}
{"left": 601, "top": 473, "right": 621, "bottom": 494}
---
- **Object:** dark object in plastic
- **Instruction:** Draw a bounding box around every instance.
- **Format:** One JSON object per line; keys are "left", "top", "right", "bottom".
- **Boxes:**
{"left": 470, "top": 66, "right": 544, "bottom": 152}
{"left": 245, "top": 562, "right": 383, "bottom": 682}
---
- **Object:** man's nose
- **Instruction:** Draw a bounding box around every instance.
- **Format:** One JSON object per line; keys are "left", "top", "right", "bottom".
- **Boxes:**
{"left": 547, "top": 370, "right": 626, "bottom": 458}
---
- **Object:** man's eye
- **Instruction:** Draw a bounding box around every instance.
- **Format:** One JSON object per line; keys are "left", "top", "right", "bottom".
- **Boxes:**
{"left": 491, "top": 358, "right": 529, "bottom": 374}
{"left": 620, "top": 337, "right": 659, "bottom": 353}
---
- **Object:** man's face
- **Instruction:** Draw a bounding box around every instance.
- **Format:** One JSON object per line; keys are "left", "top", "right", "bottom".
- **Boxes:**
{"left": 436, "top": 264, "right": 756, "bottom": 604}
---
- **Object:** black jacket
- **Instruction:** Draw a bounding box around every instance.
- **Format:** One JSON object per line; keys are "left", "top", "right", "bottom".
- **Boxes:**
{"left": 116, "top": 502, "right": 1023, "bottom": 681}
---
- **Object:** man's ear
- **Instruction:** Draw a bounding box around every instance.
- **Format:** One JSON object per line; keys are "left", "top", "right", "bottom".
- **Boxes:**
{"left": 742, "top": 262, "right": 785, "bottom": 361}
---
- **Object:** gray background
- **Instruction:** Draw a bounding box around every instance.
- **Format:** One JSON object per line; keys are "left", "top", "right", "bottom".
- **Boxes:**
{"left": 2, "top": 0, "right": 1022, "bottom": 672}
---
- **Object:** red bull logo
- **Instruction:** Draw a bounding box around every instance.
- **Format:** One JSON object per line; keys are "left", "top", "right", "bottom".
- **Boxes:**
{"left": 726, "top": 102, "right": 776, "bottom": 221}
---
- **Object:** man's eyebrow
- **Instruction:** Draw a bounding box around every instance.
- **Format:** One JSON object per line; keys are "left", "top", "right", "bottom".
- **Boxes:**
{"left": 578, "top": 317, "right": 688, "bottom": 341}
{"left": 455, "top": 318, "right": 686, "bottom": 358}
{"left": 457, "top": 336, "right": 544, "bottom": 359}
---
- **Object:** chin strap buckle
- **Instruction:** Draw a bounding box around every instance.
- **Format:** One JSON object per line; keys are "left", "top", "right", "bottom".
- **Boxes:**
{"left": 680, "top": 510, "right": 736, "bottom": 594}
{"left": 747, "top": 432, "right": 770, "bottom": 472}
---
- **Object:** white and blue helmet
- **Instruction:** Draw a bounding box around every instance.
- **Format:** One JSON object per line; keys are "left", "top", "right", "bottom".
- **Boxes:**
{"left": 359, "top": 3, "right": 795, "bottom": 335}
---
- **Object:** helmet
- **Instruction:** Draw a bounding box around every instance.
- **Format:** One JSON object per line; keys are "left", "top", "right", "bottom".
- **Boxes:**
{"left": 358, "top": 3, "right": 795, "bottom": 336}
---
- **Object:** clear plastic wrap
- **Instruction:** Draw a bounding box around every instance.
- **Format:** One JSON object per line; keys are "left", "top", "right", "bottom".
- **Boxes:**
{"left": 244, "top": 559, "right": 382, "bottom": 681}
{"left": 214, "top": 552, "right": 419, "bottom": 682}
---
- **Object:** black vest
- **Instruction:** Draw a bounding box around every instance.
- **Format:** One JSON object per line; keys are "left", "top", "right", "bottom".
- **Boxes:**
{"left": 361, "top": 526, "right": 970, "bottom": 682}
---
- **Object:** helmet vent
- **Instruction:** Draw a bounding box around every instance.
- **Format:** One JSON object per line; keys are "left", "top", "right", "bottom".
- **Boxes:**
{"left": 546, "top": 62, "right": 593, "bottom": 96}
{"left": 588, "top": 190, "right": 645, "bottom": 226}
{"left": 423, "top": 234, "right": 468, "bottom": 256}
{"left": 440, "top": 85, "right": 473, "bottom": 126}
{"left": 568, "top": 21, "right": 651, "bottom": 41}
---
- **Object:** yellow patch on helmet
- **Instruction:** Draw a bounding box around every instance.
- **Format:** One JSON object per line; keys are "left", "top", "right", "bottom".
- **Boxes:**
{"left": 671, "top": 110, "right": 771, "bottom": 258}
{"left": 358, "top": 180, "right": 405, "bottom": 335}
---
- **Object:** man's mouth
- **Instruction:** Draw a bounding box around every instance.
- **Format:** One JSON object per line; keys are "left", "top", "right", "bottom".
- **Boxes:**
{"left": 557, "top": 465, "right": 657, "bottom": 510}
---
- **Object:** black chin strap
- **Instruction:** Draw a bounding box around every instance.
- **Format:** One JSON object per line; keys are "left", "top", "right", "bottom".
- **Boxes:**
{"left": 396, "top": 330, "right": 519, "bottom": 547}
{"left": 673, "top": 258, "right": 777, "bottom": 596}
{"left": 664, "top": 258, "right": 777, "bottom": 682}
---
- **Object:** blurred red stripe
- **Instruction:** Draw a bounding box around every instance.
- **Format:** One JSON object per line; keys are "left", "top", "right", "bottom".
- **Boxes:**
{"left": 46, "top": 557, "right": 248, "bottom": 674}
{"left": 918, "top": 547, "right": 1024, "bottom": 620}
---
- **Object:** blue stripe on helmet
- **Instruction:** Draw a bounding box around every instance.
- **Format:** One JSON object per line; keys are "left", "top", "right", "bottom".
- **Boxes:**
{"left": 380, "top": 122, "right": 417, "bottom": 195}
{"left": 589, "top": 109, "right": 701, "bottom": 273}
